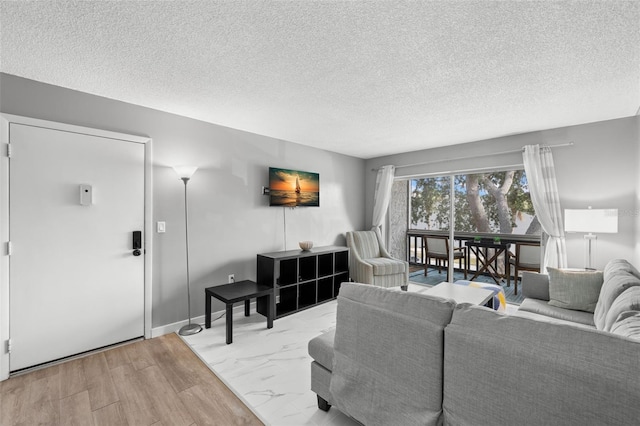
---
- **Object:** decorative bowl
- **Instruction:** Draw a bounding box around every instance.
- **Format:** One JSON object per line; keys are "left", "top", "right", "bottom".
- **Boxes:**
{"left": 299, "top": 241, "right": 314, "bottom": 251}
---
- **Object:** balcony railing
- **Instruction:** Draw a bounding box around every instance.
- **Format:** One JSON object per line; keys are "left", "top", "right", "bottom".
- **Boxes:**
{"left": 406, "top": 230, "right": 541, "bottom": 276}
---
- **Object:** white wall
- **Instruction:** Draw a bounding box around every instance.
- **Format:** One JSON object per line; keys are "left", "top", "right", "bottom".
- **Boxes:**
{"left": 636, "top": 116, "right": 640, "bottom": 267}
{"left": 366, "top": 116, "right": 640, "bottom": 270}
{"left": 0, "top": 73, "right": 366, "bottom": 328}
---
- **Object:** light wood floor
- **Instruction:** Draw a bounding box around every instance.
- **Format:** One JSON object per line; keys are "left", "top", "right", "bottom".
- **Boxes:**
{"left": 0, "top": 333, "right": 263, "bottom": 426}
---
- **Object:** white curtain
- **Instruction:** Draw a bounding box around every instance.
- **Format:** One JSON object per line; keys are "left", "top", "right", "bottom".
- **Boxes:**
{"left": 522, "top": 145, "right": 567, "bottom": 270}
{"left": 372, "top": 165, "right": 395, "bottom": 231}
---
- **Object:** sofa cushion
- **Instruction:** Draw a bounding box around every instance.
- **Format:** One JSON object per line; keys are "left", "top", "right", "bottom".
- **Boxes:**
{"left": 593, "top": 269, "right": 640, "bottom": 330}
{"left": 604, "top": 258, "right": 640, "bottom": 281}
{"left": 365, "top": 256, "right": 406, "bottom": 275}
{"left": 521, "top": 271, "right": 550, "bottom": 300}
{"left": 329, "top": 282, "right": 455, "bottom": 426}
{"left": 610, "top": 311, "right": 640, "bottom": 341}
{"left": 443, "top": 304, "right": 640, "bottom": 426}
{"left": 547, "top": 267, "right": 603, "bottom": 313}
{"left": 512, "top": 308, "right": 595, "bottom": 329}
{"left": 603, "top": 286, "right": 640, "bottom": 332}
{"left": 308, "top": 328, "right": 335, "bottom": 371}
{"left": 518, "top": 298, "right": 595, "bottom": 326}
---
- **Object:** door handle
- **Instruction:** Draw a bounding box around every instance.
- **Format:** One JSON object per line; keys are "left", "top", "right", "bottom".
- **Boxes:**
{"left": 132, "top": 231, "right": 142, "bottom": 256}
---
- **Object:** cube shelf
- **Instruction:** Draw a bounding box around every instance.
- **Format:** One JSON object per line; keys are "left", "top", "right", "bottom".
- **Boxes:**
{"left": 318, "top": 277, "right": 334, "bottom": 303}
{"left": 298, "top": 281, "right": 316, "bottom": 309}
{"left": 299, "top": 256, "right": 317, "bottom": 282}
{"left": 256, "top": 246, "right": 350, "bottom": 319}
{"left": 318, "top": 253, "right": 334, "bottom": 277}
{"left": 334, "top": 272, "right": 349, "bottom": 296}
{"left": 279, "top": 259, "right": 298, "bottom": 285}
{"left": 335, "top": 251, "right": 349, "bottom": 273}
{"left": 276, "top": 286, "right": 297, "bottom": 317}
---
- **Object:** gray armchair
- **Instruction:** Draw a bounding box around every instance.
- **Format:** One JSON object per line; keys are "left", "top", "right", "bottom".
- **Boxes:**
{"left": 346, "top": 228, "right": 409, "bottom": 288}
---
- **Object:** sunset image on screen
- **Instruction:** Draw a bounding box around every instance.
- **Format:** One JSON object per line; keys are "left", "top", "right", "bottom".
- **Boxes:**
{"left": 269, "top": 168, "right": 320, "bottom": 207}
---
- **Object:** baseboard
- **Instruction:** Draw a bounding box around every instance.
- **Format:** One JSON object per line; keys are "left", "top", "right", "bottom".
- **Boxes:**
{"left": 151, "top": 300, "right": 258, "bottom": 338}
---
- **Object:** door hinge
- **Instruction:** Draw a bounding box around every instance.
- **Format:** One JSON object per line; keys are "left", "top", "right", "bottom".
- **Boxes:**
{"left": 6, "top": 241, "right": 12, "bottom": 256}
{"left": 6, "top": 339, "right": 11, "bottom": 354}
{"left": 6, "top": 143, "right": 11, "bottom": 158}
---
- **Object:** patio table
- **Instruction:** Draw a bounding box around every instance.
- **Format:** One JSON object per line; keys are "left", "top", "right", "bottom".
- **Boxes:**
{"left": 466, "top": 239, "right": 510, "bottom": 285}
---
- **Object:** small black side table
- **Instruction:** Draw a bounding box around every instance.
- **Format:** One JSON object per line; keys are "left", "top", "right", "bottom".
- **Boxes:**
{"left": 205, "top": 280, "right": 274, "bottom": 344}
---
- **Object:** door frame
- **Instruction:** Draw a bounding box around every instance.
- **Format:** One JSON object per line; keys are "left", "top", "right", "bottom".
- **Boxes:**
{"left": 0, "top": 113, "right": 153, "bottom": 380}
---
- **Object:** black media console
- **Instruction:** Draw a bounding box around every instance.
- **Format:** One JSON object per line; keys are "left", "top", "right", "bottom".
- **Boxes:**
{"left": 256, "top": 245, "right": 349, "bottom": 318}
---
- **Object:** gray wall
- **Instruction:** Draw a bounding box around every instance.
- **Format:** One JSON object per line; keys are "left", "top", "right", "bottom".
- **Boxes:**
{"left": 366, "top": 116, "right": 640, "bottom": 270}
{"left": 0, "top": 73, "right": 366, "bottom": 329}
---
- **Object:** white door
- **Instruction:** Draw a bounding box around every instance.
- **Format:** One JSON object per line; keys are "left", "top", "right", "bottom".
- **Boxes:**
{"left": 9, "top": 122, "right": 145, "bottom": 371}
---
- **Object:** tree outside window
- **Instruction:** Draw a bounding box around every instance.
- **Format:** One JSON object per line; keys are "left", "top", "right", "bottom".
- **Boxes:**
{"left": 410, "top": 170, "right": 540, "bottom": 236}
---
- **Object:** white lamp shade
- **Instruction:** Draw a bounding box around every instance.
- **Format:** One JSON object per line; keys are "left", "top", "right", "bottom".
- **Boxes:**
{"left": 173, "top": 166, "right": 198, "bottom": 179}
{"left": 564, "top": 209, "right": 618, "bottom": 233}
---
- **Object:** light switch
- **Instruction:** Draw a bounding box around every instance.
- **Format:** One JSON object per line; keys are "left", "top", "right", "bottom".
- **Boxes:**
{"left": 157, "top": 221, "right": 166, "bottom": 233}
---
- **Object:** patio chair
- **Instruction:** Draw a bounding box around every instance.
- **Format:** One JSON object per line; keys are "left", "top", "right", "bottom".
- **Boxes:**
{"left": 507, "top": 242, "right": 541, "bottom": 295}
{"left": 423, "top": 236, "right": 467, "bottom": 282}
{"left": 346, "top": 228, "right": 408, "bottom": 288}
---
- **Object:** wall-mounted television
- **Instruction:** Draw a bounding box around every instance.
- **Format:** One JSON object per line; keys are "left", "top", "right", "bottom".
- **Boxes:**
{"left": 269, "top": 167, "right": 319, "bottom": 207}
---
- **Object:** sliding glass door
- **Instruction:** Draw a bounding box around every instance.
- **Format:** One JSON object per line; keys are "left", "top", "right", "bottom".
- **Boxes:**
{"left": 395, "top": 168, "right": 541, "bottom": 283}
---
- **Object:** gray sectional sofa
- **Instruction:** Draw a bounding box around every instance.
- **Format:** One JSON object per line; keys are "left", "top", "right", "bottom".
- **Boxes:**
{"left": 309, "top": 259, "right": 640, "bottom": 426}
{"left": 517, "top": 259, "right": 640, "bottom": 335}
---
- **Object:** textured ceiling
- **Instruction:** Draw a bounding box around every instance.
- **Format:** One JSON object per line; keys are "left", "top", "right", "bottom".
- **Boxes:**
{"left": 1, "top": 1, "right": 639, "bottom": 159}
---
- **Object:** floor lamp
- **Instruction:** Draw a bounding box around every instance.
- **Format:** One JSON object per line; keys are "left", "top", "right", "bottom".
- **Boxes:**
{"left": 564, "top": 208, "right": 618, "bottom": 270}
{"left": 174, "top": 166, "right": 202, "bottom": 336}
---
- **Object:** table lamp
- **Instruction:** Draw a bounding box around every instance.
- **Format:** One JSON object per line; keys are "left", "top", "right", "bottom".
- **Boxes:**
{"left": 564, "top": 207, "right": 618, "bottom": 270}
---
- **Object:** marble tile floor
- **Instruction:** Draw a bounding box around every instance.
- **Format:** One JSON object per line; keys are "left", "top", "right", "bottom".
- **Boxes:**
{"left": 180, "top": 284, "right": 519, "bottom": 425}
{"left": 180, "top": 299, "right": 359, "bottom": 426}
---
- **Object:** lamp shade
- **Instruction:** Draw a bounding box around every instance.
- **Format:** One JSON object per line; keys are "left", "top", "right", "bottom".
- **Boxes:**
{"left": 173, "top": 166, "right": 198, "bottom": 179}
{"left": 564, "top": 209, "right": 618, "bottom": 233}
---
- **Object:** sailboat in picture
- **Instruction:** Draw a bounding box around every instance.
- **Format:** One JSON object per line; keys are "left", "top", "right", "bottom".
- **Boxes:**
{"left": 268, "top": 167, "right": 319, "bottom": 207}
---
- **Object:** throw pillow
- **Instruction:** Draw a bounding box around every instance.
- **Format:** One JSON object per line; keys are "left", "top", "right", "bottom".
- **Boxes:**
{"left": 610, "top": 311, "right": 640, "bottom": 341}
{"left": 547, "top": 267, "right": 603, "bottom": 313}
{"left": 603, "top": 286, "right": 640, "bottom": 332}
{"left": 593, "top": 271, "right": 640, "bottom": 330}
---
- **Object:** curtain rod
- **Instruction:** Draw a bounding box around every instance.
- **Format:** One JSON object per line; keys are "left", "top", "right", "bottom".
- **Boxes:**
{"left": 373, "top": 141, "right": 574, "bottom": 171}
